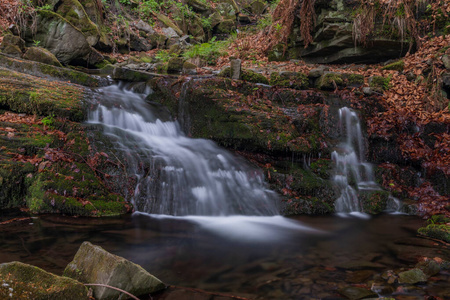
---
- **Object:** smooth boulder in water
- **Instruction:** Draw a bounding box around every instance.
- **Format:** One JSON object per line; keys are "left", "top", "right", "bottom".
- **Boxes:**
{"left": 64, "top": 241, "right": 165, "bottom": 300}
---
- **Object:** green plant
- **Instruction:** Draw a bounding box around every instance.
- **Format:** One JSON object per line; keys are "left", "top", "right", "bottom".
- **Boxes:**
{"left": 37, "top": 4, "right": 52, "bottom": 10}
{"left": 41, "top": 114, "right": 55, "bottom": 128}
{"left": 33, "top": 40, "right": 41, "bottom": 47}
{"left": 257, "top": 15, "right": 272, "bottom": 30}
{"left": 201, "top": 17, "right": 212, "bottom": 30}
{"left": 182, "top": 37, "right": 226, "bottom": 65}
{"left": 155, "top": 50, "right": 177, "bottom": 63}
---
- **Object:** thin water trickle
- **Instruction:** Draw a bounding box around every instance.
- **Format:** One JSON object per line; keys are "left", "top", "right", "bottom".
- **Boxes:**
{"left": 88, "top": 83, "right": 279, "bottom": 216}
{"left": 332, "top": 107, "right": 379, "bottom": 213}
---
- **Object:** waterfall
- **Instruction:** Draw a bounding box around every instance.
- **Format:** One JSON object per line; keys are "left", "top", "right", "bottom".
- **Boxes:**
{"left": 332, "top": 107, "right": 379, "bottom": 213}
{"left": 88, "top": 83, "right": 279, "bottom": 216}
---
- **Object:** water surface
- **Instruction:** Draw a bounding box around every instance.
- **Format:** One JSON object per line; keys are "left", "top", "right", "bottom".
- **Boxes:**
{"left": 1, "top": 212, "right": 449, "bottom": 299}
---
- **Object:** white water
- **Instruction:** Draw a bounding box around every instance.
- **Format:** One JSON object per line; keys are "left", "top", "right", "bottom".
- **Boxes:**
{"left": 332, "top": 107, "right": 379, "bottom": 213}
{"left": 88, "top": 83, "right": 279, "bottom": 216}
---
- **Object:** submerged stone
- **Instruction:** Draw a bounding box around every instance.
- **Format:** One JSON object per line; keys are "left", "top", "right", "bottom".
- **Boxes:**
{"left": 64, "top": 242, "right": 165, "bottom": 300}
{"left": 0, "top": 261, "right": 88, "bottom": 300}
{"left": 338, "top": 286, "right": 377, "bottom": 300}
{"left": 398, "top": 268, "right": 428, "bottom": 284}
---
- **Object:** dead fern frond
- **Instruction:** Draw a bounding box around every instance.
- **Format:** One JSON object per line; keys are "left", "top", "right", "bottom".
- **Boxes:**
{"left": 352, "top": 2, "right": 376, "bottom": 47}
{"left": 265, "top": 0, "right": 315, "bottom": 54}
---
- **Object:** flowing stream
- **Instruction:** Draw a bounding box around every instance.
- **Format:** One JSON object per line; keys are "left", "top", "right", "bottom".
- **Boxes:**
{"left": 88, "top": 83, "right": 279, "bottom": 216}
{"left": 0, "top": 86, "right": 449, "bottom": 299}
{"left": 332, "top": 107, "right": 379, "bottom": 214}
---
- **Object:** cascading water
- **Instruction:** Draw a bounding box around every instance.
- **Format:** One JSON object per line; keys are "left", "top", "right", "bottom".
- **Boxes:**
{"left": 88, "top": 83, "right": 279, "bottom": 216}
{"left": 332, "top": 107, "right": 379, "bottom": 213}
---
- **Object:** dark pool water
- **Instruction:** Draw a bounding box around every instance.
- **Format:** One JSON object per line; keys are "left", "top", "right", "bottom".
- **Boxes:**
{"left": 1, "top": 211, "right": 449, "bottom": 299}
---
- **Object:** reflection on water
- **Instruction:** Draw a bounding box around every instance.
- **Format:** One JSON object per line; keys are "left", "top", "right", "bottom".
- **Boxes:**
{"left": 0, "top": 212, "right": 449, "bottom": 299}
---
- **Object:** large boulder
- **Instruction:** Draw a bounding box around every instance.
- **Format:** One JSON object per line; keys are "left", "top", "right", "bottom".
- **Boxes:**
{"left": 64, "top": 242, "right": 165, "bottom": 300}
{"left": 0, "top": 261, "right": 89, "bottom": 300}
{"left": 25, "top": 10, "right": 104, "bottom": 66}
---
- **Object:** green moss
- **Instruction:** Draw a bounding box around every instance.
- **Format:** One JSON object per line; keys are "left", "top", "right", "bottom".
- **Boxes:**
{"left": 48, "top": 0, "right": 100, "bottom": 38}
{"left": 316, "top": 73, "right": 344, "bottom": 90}
{"left": 360, "top": 190, "right": 390, "bottom": 214}
{"left": 370, "top": 75, "right": 391, "bottom": 91}
{"left": 382, "top": 60, "right": 405, "bottom": 71}
{"left": 241, "top": 70, "right": 269, "bottom": 84}
{"left": 310, "top": 159, "right": 332, "bottom": 179}
{"left": 0, "top": 53, "right": 100, "bottom": 87}
{"left": 418, "top": 224, "right": 450, "bottom": 243}
{"left": 345, "top": 73, "right": 365, "bottom": 87}
{"left": 269, "top": 72, "right": 309, "bottom": 90}
{"left": 0, "top": 162, "right": 35, "bottom": 208}
{"left": 0, "top": 261, "right": 89, "bottom": 300}
{"left": 26, "top": 175, "right": 50, "bottom": 213}
{"left": 94, "top": 59, "right": 111, "bottom": 69}
{"left": 219, "top": 68, "right": 269, "bottom": 84}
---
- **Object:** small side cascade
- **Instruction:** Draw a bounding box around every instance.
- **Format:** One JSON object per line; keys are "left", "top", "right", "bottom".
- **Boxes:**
{"left": 332, "top": 107, "right": 379, "bottom": 213}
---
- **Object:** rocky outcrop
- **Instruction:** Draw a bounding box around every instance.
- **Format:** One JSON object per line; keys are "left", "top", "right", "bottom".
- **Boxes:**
{"left": 27, "top": 10, "right": 104, "bottom": 66}
{"left": 0, "top": 64, "right": 131, "bottom": 216}
{"left": 0, "top": 261, "right": 89, "bottom": 300}
{"left": 275, "top": 0, "right": 415, "bottom": 64}
{"left": 64, "top": 242, "right": 165, "bottom": 300}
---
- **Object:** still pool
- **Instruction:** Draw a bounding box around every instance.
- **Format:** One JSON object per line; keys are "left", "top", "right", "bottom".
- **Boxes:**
{"left": 1, "top": 212, "right": 449, "bottom": 299}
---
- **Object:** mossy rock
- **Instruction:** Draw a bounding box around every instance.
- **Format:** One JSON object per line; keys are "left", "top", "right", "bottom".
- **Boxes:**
{"left": 111, "top": 66, "right": 159, "bottom": 82}
{"left": 242, "top": 70, "right": 269, "bottom": 84}
{"left": 51, "top": 0, "right": 101, "bottom": 46}
{"left": 418, "top": 224, "right": 450, "bottom": 243}
{"left": 186, "top": 0, "right": 212, "bottom": 14}
{"left": 359, "top": 190, "right": 390, "bottom": 214}
{"left": 220, "top": 67, "right": 268, "bottom": 84}
{"left": 182, "top": 61, "right": 197, "bottom": 74}
{"left": 0, "top": 162, "right": 35, "bottom": 209}
{"left": 316, "top": 72, "right": 345, "bottom": 90}
{"left": 148, "top": 77, "right": 330, "bottom": 155}
{"left": 0, "top": 261, "right": 89, "bottom": 300}
{"left": 0, "top": 67, "right": 86, "bottom": 121}
{"left": 216, "top": 19, "right": 235, "bottom": 34}
{"left": 0, "top": 34, "right": 25, "bottom": 51}
{"left": 310, "top": 158, "right": 333, "bottom": 179}
{"left": 167, "top": 57, "right": 185, "bottom": 74}
{"left": 369, "top": 75, "right": 390, "bottom": 91}
{"left": 270, "top": 71, "right": 309, "bottom": 90}
{"left": 343, "top": 73, "right": 364, "bottom": 87}
{"left": 0, "top": 53, "right": 100, "bottom": 87}
{"left": 157, "top": 14, "right": 184, "bottom": 36}
{"left": 382, "top": 60, "right": 405, "bottom": 72}
{"left": 23, "top": 47, "right": 62, "bottom": 67}
{"left": 64, "top": 242, "right": 165, "bottom": 299}
{"left": 0, "top": 44, "right": 23, "bottom": 57}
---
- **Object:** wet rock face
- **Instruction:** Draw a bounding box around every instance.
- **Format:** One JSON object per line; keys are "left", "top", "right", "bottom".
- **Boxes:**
{"left": 64, "top": 241, "right": 165, "bottom": 300}
{"left": 0, "top": 261, "right": 89, "bottom": 300}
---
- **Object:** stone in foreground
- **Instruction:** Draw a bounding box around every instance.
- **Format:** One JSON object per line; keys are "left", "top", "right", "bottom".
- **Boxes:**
{"left": 0, "top": 261, "right": 88, "bottom": 300}
{"left": 64, "top": 241, "right": 165, "bottom": 300}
